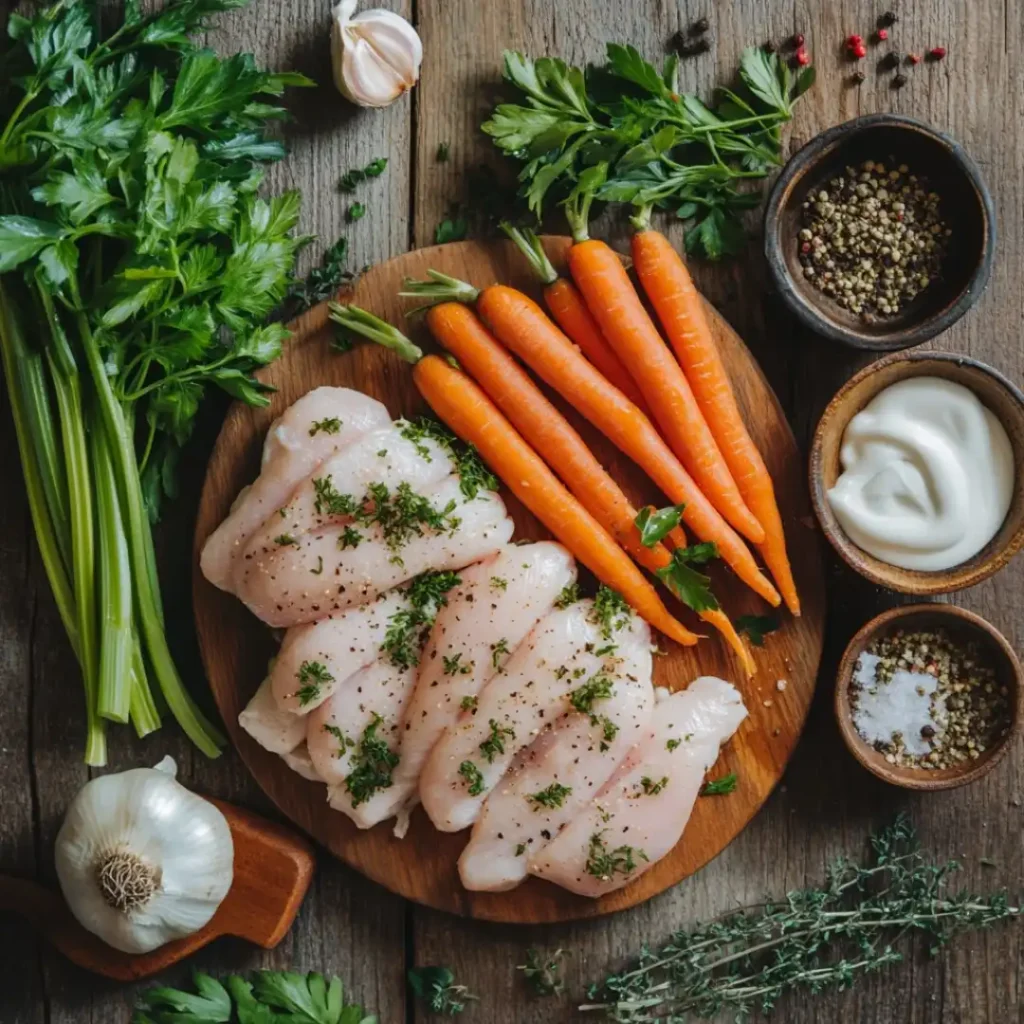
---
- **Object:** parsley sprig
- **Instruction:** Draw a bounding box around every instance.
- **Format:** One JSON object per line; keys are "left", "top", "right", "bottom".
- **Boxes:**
{"left": 483, "top": 45, "right": 814, "bottom": 256}
{"left": 132, "top": 968, "right": 377, "bottom": 1024}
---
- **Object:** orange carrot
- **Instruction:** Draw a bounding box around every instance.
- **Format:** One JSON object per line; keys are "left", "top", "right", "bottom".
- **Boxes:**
{"left": 461, "top": 284, "right": 780, "bottom": 607}
{"left": 501, "top": 225, "right": 651, "bottom": 414}
{"left": 566, "top": 239, "right": 765, "bottom": 546}
{"left": 412, "top": 354, "right": 701, "bottom": 648}
{"left": 632, "top": 229, "right": 800, "bottom": 615}
{"left": 425, "top": 302, "right": 753, "bottom": 672}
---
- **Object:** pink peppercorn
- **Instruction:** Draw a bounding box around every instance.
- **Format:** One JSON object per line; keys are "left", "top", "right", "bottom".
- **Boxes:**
{"left": 795, "top": 47, "right": 810, "bottom": 66}
{"left": 852, "top": 42, "right": 867, "bottom": 59}
{"left": 876, "top": 28, "right": 889, "bottom": 41}
{"left": 929, "top": 46, "right": 947, "bottom": 59}
{"left": 907, "top": 52, "right": 921, "bottom": 64}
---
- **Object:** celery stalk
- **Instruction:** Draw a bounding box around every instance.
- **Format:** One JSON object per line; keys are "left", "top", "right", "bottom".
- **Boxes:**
{"left": 73, "top": 305, "right": 224, "bottom": 756}
{"left": 128, "top": 634, "right": 161, "bottom": 738}
{"left": 91, "top": 425, "right": 132, "bottom": 723}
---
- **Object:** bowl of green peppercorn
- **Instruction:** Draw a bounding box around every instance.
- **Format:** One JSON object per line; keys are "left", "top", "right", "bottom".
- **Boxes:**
{"left": 764, "top": 114, "right": 995, "bottom": 351}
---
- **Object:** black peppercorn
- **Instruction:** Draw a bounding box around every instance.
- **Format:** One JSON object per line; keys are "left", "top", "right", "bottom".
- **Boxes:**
{"left": 921, "top": 724, "right": 936, "bottom": 739}
{"left": 675, "top": 37, "right": 711, "bottom": 58}
{"left": 879, "top": 51, "right": 899, "bottom": 70}
{"left": 892, "top": 72, "right": 908, "bottom": 88}
{"left": 763, "top": 40, "right": 776, "bottom": 53}
{"left": 878, "top": 10, "right": 898, "bottom": 27}
{"left": 851, "top": 71, "right": 866, "bottom": 84}
{"left": 689, "top": 16, "right": 710, "bottom": 35}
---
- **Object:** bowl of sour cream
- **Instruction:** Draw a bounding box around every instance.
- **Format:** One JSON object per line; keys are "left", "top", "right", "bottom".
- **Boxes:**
{"left": 810, "top": 352, "right": 1024, "bottom": 594}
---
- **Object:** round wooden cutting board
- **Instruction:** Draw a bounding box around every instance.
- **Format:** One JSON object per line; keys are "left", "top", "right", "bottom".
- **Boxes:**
{"left": 193, "top": 237, "right": 826, "bottom": 923}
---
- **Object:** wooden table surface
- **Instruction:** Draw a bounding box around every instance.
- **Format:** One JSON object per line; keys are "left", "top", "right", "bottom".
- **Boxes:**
{"left": 2, "top": 2, "right": 1021, "bottom": 1022}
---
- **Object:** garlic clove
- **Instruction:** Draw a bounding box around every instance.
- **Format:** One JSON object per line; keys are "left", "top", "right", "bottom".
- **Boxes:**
{"left": 331, "top": 1, "right": 423, "bottom": 109}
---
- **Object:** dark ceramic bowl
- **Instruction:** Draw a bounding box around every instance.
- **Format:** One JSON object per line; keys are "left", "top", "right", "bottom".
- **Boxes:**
{"left": 809, "top": 351, "right": 1024, "bottom": 595}
{"left": 835, "top": 604, "right": 1022, "bottom": 790}
{"left": 764, "top": 114, "right": 995, "bottom": 351}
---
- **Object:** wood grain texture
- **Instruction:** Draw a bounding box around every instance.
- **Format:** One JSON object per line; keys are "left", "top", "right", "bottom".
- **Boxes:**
{"left": 1, "top": 0, "right": 1022, "bottom": 1020}
{"left": 192, "top": 237, "right": 826, "bottom": 923}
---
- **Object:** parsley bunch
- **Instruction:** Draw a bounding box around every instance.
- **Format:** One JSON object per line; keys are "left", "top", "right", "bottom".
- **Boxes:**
{"left": 483, "top": 44, "right": 814, "bottom": 257}
{"left": 133, "top": 968, "right": 377, "bottom": 1023}
{"left": 0, "top": 0, "right": 312, "bottom": 762}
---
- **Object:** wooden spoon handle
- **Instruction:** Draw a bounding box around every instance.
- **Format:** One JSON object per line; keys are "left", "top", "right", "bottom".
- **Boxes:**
{"left": 0, "top": 799, "right": 315, "bottom": 982}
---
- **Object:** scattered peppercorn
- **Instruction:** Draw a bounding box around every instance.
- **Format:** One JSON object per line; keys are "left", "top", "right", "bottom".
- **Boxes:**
{"left": 907, "top": 52, "right": 921, "bottom": 65}
{"left": 850, "top": 629, "right": 1010, "bottom": 770}
{"left": 928, "top": 46, "right": 947, "bottom": 60}
{"left": 852, "top": 42, "right": 867, "bottom": 59}
{"left": 850, "top": 70, "right": 866, "bottom": 85}
{"left": 689, "top": 16, "right": 710, "bottom": 35}
{"left": 875, "top": 28, "right": 889, "bottom": 41}
{"left": 797, "top": 159, "right": 950, "bottom": 319}
{"left": 879, "top": 51, "right": 899, "bottom": 70}
{"left": 878, "top": 11, "right": 898, "bottom": 27}
{"left": 790, "top": 32, "right": 805, "bottom": 48}
{"left": 892, "top": 72, "right": 908, "bottom": 88}
{"left": 671, "top": 32, "right": 711, "bottom": 57}
{"left": 846, "top": 33, "right": 863, "bottom": 46}
{"left": 795, "top": 47, "right": 811, "bottom": 66}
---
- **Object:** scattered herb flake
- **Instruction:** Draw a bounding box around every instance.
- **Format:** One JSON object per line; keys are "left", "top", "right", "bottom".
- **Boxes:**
{"left": 555, "top": 582, "right": 581, "bottom": 608}
{"left": 459, "top": 759, "right": 485, "bottom": 795}
{"left": 479, "top": 718, "right": 515, "bottom": 762}
{"left": 518, "top": 948, "right": 566, "bottom": 997}
{"left": 309, "top": 417, "right": 342, "bottom": 436}
{"left": 528, "top": 781, "right": 572, "bottom": 809}
{"left": 641, "top": 775, "right": 669, "bottom": 795}
{"left": 274, "top": 533, "right": 297, "bottom": 546}
{"left": 585, "top": 830, "right": 648, "bottom": 880}
{"left": 490, "top": 575, "right": 509, "bottom": 591}
{"left": 702, "top": 772, "right": 738, "bottom": 796}
{"left": 294, "top": 660, "right": 334, "bottom": 706}
{"left": 346, "top": 201, "right": 366, "bottom": 222}
{"left": 339, "top": 157, "right": 388, "bottom": 192}
{"left": 460, "top": 694, "right": 478, "bottom": 711}
{"left": 490, "top": 637, "right": 510, "bottom": 669}
{"left": 408, "top": 966, "right": 476, "bottom": 1016}
{"left": 736, "top": 613, "right": 781, "bottom": 647}
{"left": 344, "top": 712, "right": 399, "bottom": 806}
{"left": 592, "top": 586, "right": 631, "bottom": 638}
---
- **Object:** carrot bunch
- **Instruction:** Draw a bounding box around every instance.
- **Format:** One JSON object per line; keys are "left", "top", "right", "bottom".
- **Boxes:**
{"left": 331, "top": 225, "right": 799, "bottom": 677}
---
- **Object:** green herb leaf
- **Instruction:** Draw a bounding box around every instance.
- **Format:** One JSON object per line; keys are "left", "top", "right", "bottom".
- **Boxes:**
{"left": 655, "top": 544, "right": 720, "bottom": 612}
{"left": 408, "top": 967, "right": 476, "bottom": 1016}
{"left": 735, "top": 613, "right": 780, "bottom": 647}
{"left": 634, "top": 503, "right": 685, "bottom": 548}
{"left": 338, "top": 157, "right": 387, "bottom": 192}
{"left": 435, "top": 214, "right": 469, "bottom": 244}
{"left": 701, "top": 772, "right": 738, "bottom": 796}
{"left": 458, "top": 759, "right": 485, "bottom": 795}
{"left": 346, "top": 202, "right": 366, "bottom": 222}
{"left": 528, "top": 781, "right": 572, "bottom": 809}
{"left": 517, "top": 948, "right": 566, "bottom": 996}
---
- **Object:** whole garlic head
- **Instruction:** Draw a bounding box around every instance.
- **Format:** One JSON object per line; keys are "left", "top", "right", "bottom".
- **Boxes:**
{"left": 55, "top": 757, "right": 234, "bottom": 955}
{"left": 331, "top": 1, "right": 422, "bottom": 108}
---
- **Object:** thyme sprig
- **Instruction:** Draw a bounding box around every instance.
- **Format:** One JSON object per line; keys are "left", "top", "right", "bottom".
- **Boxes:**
{"left": 581, "top": 817, "right": 1020, "bottom": 1022}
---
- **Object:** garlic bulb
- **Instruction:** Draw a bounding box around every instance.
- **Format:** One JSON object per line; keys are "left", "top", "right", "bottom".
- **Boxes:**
{"left": 331, "top": 1, "right": 423, "bottom": 108}
{"left": 55, "top": 756, "right": 234, "bottom": 955}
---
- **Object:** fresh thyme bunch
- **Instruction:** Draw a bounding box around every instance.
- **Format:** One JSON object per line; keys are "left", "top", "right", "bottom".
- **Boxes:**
{"left": 482, "top": 45, "right": 814, "bottom": 257}
{"left": 581, "top": 817, "right": 1019, "bottom": 1022}
{"left": 0, "top": 0, "right": 312, "bottom": 762}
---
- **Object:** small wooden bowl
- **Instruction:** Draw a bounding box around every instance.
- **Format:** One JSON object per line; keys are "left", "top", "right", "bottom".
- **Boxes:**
{"left": 835, "top": 605, "right": 1023, "bottom": 790}
{"left": 809, "top": 351, "right": 1024, "bottom": 594}
{"left": 764, "top": 114, "right": 995, "bottom": 350}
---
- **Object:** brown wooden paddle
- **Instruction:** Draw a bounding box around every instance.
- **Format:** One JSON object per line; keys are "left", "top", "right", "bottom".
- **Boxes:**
{"left": 0, "top": 798, "right": 314, "bottom": 981}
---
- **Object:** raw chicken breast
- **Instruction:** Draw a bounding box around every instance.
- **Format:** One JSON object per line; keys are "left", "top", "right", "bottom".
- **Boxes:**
{"left": 270, "top": 589, "right": 410, "bottom": 713}
{"left": 235, "top": 477, "right": 514, "bottom": 628}
{"left": 420, "top": 599, "right": 650, "bottom": 833}
{"left": 281, "top": 743, "right": 322, "bottom": 781}
{"left": 201, "top": 387, "right": 390, "bottom": 591}
{"left": 238, "top": 676, "right": 307, "bottom": 754}
{"left": 306, "top": 659, "right": 418, "bottom": 789}
{"left": 530, "top": 676, "right": 747, "bottom": 898}
{"left": 243, "top": 423, "right": 453, "bottom": 558}
{"left": 366, "top": 542, "right": 578, "bottom": 830}
{"left": 459, "top": 635, "right": 654, "bottom": 891}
